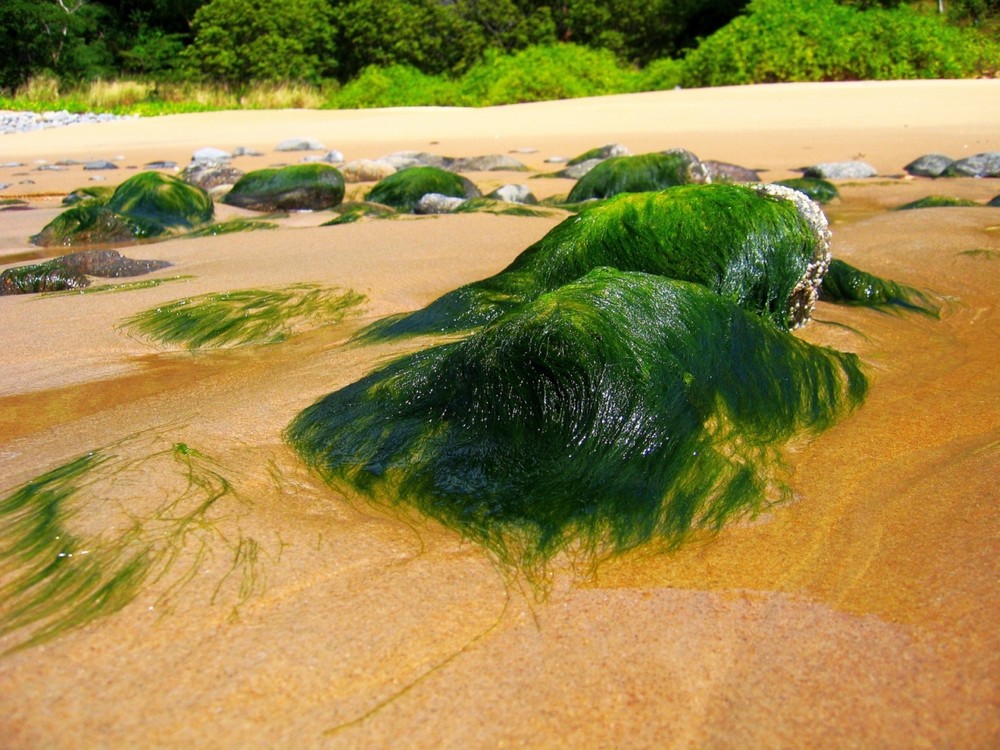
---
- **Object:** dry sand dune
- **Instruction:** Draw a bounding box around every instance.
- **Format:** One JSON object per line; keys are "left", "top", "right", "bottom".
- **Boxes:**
{"left": 0, "top": 80, "right": 998, "bottom": 749}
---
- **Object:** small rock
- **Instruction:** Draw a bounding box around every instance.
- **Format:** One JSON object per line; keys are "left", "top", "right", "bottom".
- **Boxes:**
{"left": 181, "top": 161, "right": 245, "bottom": 191}
{"left": 379, "top": 151, "right": 449, "bottom": 170}
{"left": 556, "top": 159, "right": 603, "bottom": 179}
{"left": 803, "top": 161, "right": 878, "bottom": 179}
{"left": 415, "top": 193, "right": 467, "bottom": 214}
{"left": 275, "top": 137, "right": 326, "bottom": 152}
{"left": 510, "top": 147, "right": 538, "bottom": 154}
{"left": 987, "top": 194, "right": 1000, "bottom": 207}
{"left": 904, "top": 154, "right": 954, "bottom": 178}
{"left": 341, "top": 159, "right": 397, "bottom": 183}
{"left": 545, "top": 156, "right": 569, "bottom": 164}
{"left": 301, "top": 150, "right": 345, "bottom": 164}
{"left": 89, "top": 176, "right": 107, "bottom": 182}
{"left": 0, "top": 183, "right": 10, "bottom": 191}
{"left": 447, "top": 154, "right": 528, "bottom": 172}
{"left": 84, "top": 160, "right": 119, "bottom": 171}
{"left": 34, "top": 164, "right": 68, "bottom": 172}
{"left": 487, "top": 184, "right": 538, "bottom": 204}
{"left": 145, "top": 160, "right": 178, "bottom": 169}
{"left": 702, "top": 160, "right": 761, "bottom": 183}
{"left": 942, "top": 152, "right": 1000, "bottom": 178}
{"left": 192, "top": 147, "right": 232, "bottom": 163}
{"left": 232, "top": 146, "right": 263, "bottom": 157}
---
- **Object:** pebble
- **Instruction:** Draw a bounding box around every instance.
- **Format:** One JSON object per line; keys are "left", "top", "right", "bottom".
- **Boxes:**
{"left": 0, "top": 109, "right": 136, "bottom": 135}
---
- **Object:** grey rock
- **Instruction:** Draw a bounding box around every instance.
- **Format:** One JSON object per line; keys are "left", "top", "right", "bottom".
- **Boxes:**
{"left": 301, "top": 150, "right": 345, "bottom": 164}
{"left": 89, "top": 176, "right": 107, "bottom": 182}
{"left": 556, "top": 159, "right": 603, "bottom": 179}
{"left": 703, "top": 160, "right": 761, "bottom": 183}
{"left": 380, "top": 151, "right": 449, "bottom": 170}
{"left": 180, "top": 161, "right": 245, "bottom": 191}
{"left": 84, "top": 160, "right": 119, "bottom": 171}
{"left": 341, "top": 159, "right": 397, "bottom": 183}
{"left": 34, "top": 164, "right": 68, "bottom": 172}
{"left": 0, "top": 162, "right": 24, "bottom": 168}
{"left": 145, "top": 160, "right": 178, "bottom": 169}
{"left": 0, "top": 183, "right": 9, "bottom": 190}
{"left": 803, "top": 161, "right": 878, "bottom": 179}
{"left": 510, "top": 147, "right": 538, "bottom": 154}
{"left": 276, "top": 137, "right": 326, "bottom": 152}
{"left": 414, "top": 193, "right": 467, "bottom": 214}
{"left": 904, "top": 154, "right": 954, "bottom": 177}
{"left": 988, "top": 194, "right": 1000, "bottom": 207}
{"left": 56, "top": 159, "right": 82, "bottom": 166}
{"left": 942, "top": 152, "right": 1000, "bottom": 178}
{"left": 487, "top": 184, "right": 538, "bottom": 204}
{"left": 192, "top": 147, "right": 231, "bottom": 163}
{"left": 447, "top": 154, "right": 528, "bottom": 172}
{"left": 232, "top": 146, "right": 263, "bottom": 157}
{"left": 544, "top": 156, "right": 569, "bottom": 164}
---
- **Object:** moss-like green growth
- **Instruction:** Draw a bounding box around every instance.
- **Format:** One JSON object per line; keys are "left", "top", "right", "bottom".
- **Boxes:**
{"left": 958, "top": 248, "right": 999, "bottom": 260}
{"left": 454, "top": 198, "right": 559, "bottom": 218}
{"left": 222, "top": 164, "right": 346, "bottom": 212}
{"left": 122, "top": 283, "right": 366, "bottom": 349}
{"left": 566, "top": 150, "right": 708, "bottom": 203}
{"left": 62, "top": 185, "right": 114, "bottom": 206}
{"left": 365, "top": 166, "right": 480, "bottom": 213}
{"left": 40, "top": 275, "right": 194, "bottom": 297}
{"left": 288, "top": 268, "right": 867, "bottom": 570}
{"left": 363, "top": 184, "right": 830, "bottom": 340}
{"left": 32, "top": 172, "right": 214, "bottom": 247}
{"left": 185, "top": 219, "right": 279, "bottom": 237}
{"left": 0, "top": 440, "right": 247, "bottom": 652}
{"left": 774, "top": 177, "right": 840, "bottom": 204}
{"left": 820, "top": 258, "right": 937, "bottom": 315}
{"left": 896, "top": 195, "right": 980, "bottom": 210}
{"left": 321, "top": 201, "right": 399, "bottom": 225}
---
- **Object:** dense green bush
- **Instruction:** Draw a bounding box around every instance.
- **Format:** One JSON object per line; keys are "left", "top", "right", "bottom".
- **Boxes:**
{"left": 330, "top": 65, "right": 461, "bottom": 108}
{"left": 183, "top": 0, "right": 336, "bottom": 87}
{"left": 680, "top": 0, "right": 999, "bottom": 86}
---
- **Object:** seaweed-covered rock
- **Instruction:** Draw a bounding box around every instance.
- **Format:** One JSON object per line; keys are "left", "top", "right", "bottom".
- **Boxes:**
{"left": 774, "top": 177, "right": 840, "bottom": 204}
{"left": 820, "top": 258, "right": 936, "bottom": 315}
{"left": 896, "top": 195, "right": 980, "bottom": 210}
{"left": 941, "top": 152, "right": 1000, "bottom": 178}
{"left": 554, "top": 159, "right": 603, "bottom": 179}
{"left": 487, "top": 184, "right": 538, "bottom": 204}
{"left": 222, "top": 164, "right": 346, "bottom": 212}
{"left": 803, "top": 161, "right": 877, "bottom": 179}
{"left": 703, "top": 160, "right": 761, "bottom": 183}
{"left": 904, "top": 154, "right": 954, "bottom": 178}
{"left": 566, "top": 149, "right": 709, "bottom": 202}
{"left": 288, "top": 267, "right": 866, "bottom": 569}
{"left": 62, "top": 185, "right": 114, "bottom": 206}
{"left": 363, "top": 183, "right": 831, "bottom": 340}
{"left": 365, "top": 166, "right": 481, "bottom": 213}
{"left": 0, "top": 250, "right": 171, "bottom": 295}
{"left": 32, "top": 173, "right": 213, "bottom": 247}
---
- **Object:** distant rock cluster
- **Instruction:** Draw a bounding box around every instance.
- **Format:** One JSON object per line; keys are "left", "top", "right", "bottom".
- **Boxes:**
{"left": 0, "top": 110, "right": 136, "bottom": 135}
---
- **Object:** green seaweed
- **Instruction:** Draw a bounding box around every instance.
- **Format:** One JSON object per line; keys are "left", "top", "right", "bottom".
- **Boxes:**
{"left": 0, "top": 440, "right": 248, "bottom": 653}
{"left": 454, "top": 198, "right": 559, "bottom": 218}
{"left": 774, "top": 177, "right": 840, "bottom": 204}
{"left": 288, "top": 268, "right": 867, "bottom": 571}
{"left": 62, "top": 185, "right": 114, "bottom": 206}
{"left": 958, "top": 248, "right": 1000, "bottom": 260}
{"left": 820, "top": 258, "right": 938, "bottom": 315}
{"left": 896, "top": 195, "right": 980, "bottom": 210}
{"left": 186, "top": 219, "right": 279, "bottom": 237}
{"left": 222, "top": 164, "right": 346, "bottom": 212}
{"left": 40, "top": 275, "right": 195, "bottom": 297}
{"left": 321, "top": 201, "right": 399, "bottom": 225}
{"left": 365, "top": 166, "right": 479, "bottom": 213}
{"left": 363, "top": 184, "right": 831, "bottom": 340}
{"left": 566, "top": 150, "right": 708, "bottom": 203}
{"left": 122, "top": 283, "right": 367, "bottom": 348}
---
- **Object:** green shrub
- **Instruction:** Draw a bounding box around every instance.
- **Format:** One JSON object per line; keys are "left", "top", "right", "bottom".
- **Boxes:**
{"left": 680, "top": 0, "right": 999, "bottom": 86}
{"left": 330, "top": 64, "right": 461, "bottom": 108}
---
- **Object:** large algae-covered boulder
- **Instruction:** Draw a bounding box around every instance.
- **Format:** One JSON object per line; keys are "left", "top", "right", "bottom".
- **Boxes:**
{"left": 288, "top": 267, "right": 867, "bottom": 568}
{"left": 365, "top": 166, "right": 481, "bottom": 213}
{"left": 820, "top": 258, "right": 937, "bottom": 315}
{"left": 364, "top": 183, "right": 831, "bottom": 340}
{"left": 566, "top": 149, "right": 709, "bottom": 203}
{"left": 222, "top": 164, "right": 346, "bottom": 211}
{"left": 32, "top": 172, "right": 213, "bottom": 247}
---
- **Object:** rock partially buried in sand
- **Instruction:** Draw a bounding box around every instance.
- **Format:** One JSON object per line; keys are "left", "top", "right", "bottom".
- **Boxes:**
{"left": 32, "top": 172, "right": 214, "bottom": 247}
{"left": 415, "top": 193, "right": 467, "bottom": 214}
{"left": 288, "top": 267, "right": 867, "bottom": 570}
{"left": 702, "top": 160, "right": 761, "bottom": 183}
{"left": 222, "top": 164, "right": 346, "bottom": 212}
{"left": 275, "top": 137, "right": 326, "bottom": 152}
{"left": 487, "top": 184, "right": 538, "bottom": 204}
{"left": 774, "top": 177, "right": 840, "bottom": 204}
{"left": 904, "top": 154, "right": 955, "bottom": 178}
{"left": 180, "top": 161, "right": 245, "bottom": 191}
{"left": 896, "top": 195, "right": 980, "bottom": 210}
{"left": 361, "top": 183, "right": 831, "bottom": 340}
{"left": 566, "top": 149, "right": 710, "bottom": 202}
{"left": 340, "top": 159, "right": 397, "bottom": 183}
{"left": 941, "top": 152, "right": 1000, "bottom": 178}
{"left": 803, "top": 161, "right": 877, "bottom": 179}
{"left": 0, "top": 250, "right": 172, "bottom": 294}
{"left": 365, "top": 166, "right": 481, "bottom": 213}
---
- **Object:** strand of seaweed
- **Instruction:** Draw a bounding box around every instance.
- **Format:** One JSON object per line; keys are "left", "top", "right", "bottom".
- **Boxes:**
{"left": 120, "top": 283, "right": 367, "bottom": 349}
{"left": 0, "top": 434, "right": 264, "bottom": 653}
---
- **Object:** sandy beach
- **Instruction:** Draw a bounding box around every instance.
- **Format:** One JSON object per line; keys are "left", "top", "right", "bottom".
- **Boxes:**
{"left": 1, "top": 79, "right": 998, "bottom": 748}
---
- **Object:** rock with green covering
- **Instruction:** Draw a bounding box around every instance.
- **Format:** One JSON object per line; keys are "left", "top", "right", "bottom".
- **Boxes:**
{"left": 363, "top": 183, "right": 831, "bottom": 340}
{"left": 222, "top": 164, "right": 346, "bottom": 212}
{"left": 62, "top": 185, "right": 114, "bottom": 206}
{"left": 0, "top": 250, "right": 171, "bottom": 295}
{"left": 365, "top": 166, "right": 481, "bottom": 213}
{"left": 288, "top": 267, "right": 867, "bottom": 570}
{"left": 567, "top": 143, "right": 630, "bottom": 166}
{"left": 773, "top": 177, "right": 839, "bottom": 204}
{"left": 820, "top": 258, "right": 937, "bottom": 315}
{"left": 896, "top": 195, "right": 980, "bottom": 210}
{"left": 32, "top": 172, "right": 214, "bottom": 247}
{"left": 566, "top": 149, "right": 709, "bottom": 203}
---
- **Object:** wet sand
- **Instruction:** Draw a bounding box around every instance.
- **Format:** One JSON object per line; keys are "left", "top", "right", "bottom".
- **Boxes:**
{"left": 0, "top": 80, "right": 998, "bottom": 748}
